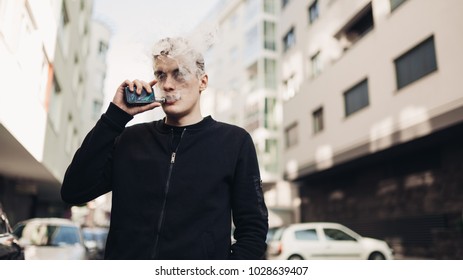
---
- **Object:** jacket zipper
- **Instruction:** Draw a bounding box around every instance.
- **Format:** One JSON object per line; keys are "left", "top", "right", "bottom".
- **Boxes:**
{"left": 152, "top": 128, "right": 186, "bottom": 259}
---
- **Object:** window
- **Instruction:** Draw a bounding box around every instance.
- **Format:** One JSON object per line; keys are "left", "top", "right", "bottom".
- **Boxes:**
{"left": 264, "top": 58, "right": 277, "bottom": 89}
{"left": 99, "top": 41, "right": 108, "bottom": 57}
{"left": 58, "top": 0, "right": 70, "bottom": 55}
{"left": 394, "top": 36, "right": 437, "bottom": 90}
{"left": 312, "top": 107, "right": 324, "bottom": 134}
{"left": 264, "top": 138, "right": 278, "bottom": 173}
{"left": 264, "top": 97, "right": 277, "bottom": 129}
{"left": 264, "top": 0, "right": 276, "bottom": 14}
{"left": 311, "top": 51, "right": 322, "bottom": 77}
{"left": 49, "top": 76, "right": 63, "bottom": 132}
{"left": 295, "top": 229, "right": 318, "bottom": 240}
{"left": 264, "top": 21, "right": 276, "bottom": 51}
{"left": 283, "top": 27, "right": 295, "bottom": 52}
{"left": 283, "top": 74, "right": 296, "bottom": 100}
{"left": 282, "top": 0, "right": 290, "bottom": 9}
{"left": 324, "top": 228, "right": 356, "bottom": 241}
{"left": 344, "top": 79, "right": 369, "bottom": 117}
{"left": 65, "top": 114, "right": 73, "bottom": 154}
{"left": 285, "top": 122, "right": 298, "bottom": 148}
{"left": 390, "top": 0, "right": 407, "bottom": 12}
{"left": 335, "top": 3, "right": 374, "bottom": 51}
{"left": 308, "top": 0, "right": 319, "bottom": 24}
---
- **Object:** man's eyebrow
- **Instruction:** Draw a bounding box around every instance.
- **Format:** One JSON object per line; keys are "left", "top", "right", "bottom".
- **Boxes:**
{"left": 154, "top": 68, "right": 180, "bottom": 74}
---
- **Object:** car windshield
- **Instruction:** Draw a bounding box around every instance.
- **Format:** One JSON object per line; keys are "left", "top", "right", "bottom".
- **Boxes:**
{"left": 14, "top": 223, "right": 81, "bottom": 246}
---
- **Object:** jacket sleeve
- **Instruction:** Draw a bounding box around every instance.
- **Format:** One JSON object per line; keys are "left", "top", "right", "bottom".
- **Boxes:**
{"left": 230, "top": 132, "right": 269, "bottom": 259}
{"left": 61, "top": 103, "right": 133, "bottom": 205}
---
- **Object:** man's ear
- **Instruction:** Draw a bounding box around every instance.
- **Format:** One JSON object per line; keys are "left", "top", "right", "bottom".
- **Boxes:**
{"left": 199, "top": 74, "right": 208, "bottom": 92}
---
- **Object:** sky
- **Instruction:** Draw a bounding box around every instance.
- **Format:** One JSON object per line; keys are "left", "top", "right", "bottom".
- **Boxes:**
{"left": 93, "top": 0, "right": 221, "bottom": 122}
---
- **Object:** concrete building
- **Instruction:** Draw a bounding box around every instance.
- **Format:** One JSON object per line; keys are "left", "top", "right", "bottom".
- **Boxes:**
{"left": 79, "top": 19, "right": 112, "bottom": 227}
{"left": 281, "top": 0, "right": 463, "bottom": 258}
{"left": 0, "top": 0, "right": 109, "bottom": 226}
{"left": 199, "top": 0, "right": 298, "bottom": 227}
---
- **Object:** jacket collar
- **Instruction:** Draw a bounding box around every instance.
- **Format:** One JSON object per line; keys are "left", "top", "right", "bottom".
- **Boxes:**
{"left": 154, "top": 115, "right": 215, "bottom": 133}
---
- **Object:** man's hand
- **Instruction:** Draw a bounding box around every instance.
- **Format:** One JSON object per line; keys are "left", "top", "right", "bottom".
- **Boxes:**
{"left": 112, "top": 79, "right": 161, "bottom": 116}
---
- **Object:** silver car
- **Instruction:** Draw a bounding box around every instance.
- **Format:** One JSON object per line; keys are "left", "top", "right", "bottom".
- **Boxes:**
{"left": 267, "top": 222, "right": 394, "bottom": 260}
{"left": 13, "top": 218, "right": 87, "bottom": 260}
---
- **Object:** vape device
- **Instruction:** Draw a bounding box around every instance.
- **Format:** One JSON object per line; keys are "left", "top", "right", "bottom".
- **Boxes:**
{"left": 124, "top": 86, "right": 166, "bottom": 105}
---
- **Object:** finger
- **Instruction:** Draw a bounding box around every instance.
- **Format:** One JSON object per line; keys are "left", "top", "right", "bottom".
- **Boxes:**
{"left": 133, "top": 80, "right": 143, "bottom": 94}
{"left": 141, "top": 80, "right": 152, "bottom": 93}
{"left": 149, "top": 79, "right": 157, "bottom": 87}
{"left": 122, "top": 79, "right": 134, "bottom": 92}
{"left": 137, "top": 101, "right": 160, "bottom": 113}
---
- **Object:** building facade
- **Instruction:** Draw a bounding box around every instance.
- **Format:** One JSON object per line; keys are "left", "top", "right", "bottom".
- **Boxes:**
{"left": 281, "top": 0, "right": 463, "bottom": 259}
{"left": 200, "top": 0, "right": 299, "bottom": 227}
{"left": 0, "top": 0, "right": 110, "bottom": 226}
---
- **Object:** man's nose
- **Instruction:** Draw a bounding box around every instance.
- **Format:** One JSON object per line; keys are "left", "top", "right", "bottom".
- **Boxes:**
{"left": 163, "top": 75, "right": 176, "bottom": 91}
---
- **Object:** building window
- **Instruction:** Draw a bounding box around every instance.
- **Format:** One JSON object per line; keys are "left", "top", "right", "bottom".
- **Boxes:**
{"left": 264, "top": 97, "right": 277, "bottom": 130}
{"left": 58, "top": 0, "right": 70, "bottom": 55}
{"left": 390, "top": 0, "right": 407, "bottom": 12}
{"left": 344, "top": 78, "right": 369, "bottom": 117}
{"left": 264, "top": 58, "right": 277, "bottom": 89}
{"left": 335, "top": 2, "right": 374, "bottom": 51}
{"left": 49, "top": 76, "right": 63, "bottom": 132}
{"left": 264, "top": 138, "right": 279, "bottom": 173}
{"left": 283, "top": 27, "right": 295, "bottom": 52}
{"left": 282, "top": 0, "right": 290, "bottom": 9}
{"left": 311, "top": 51, "right": 322, "bottom": 78}
{"left": 99, "top": 41, "right": 108, "bottom": 56}
{"left": 264, "top": 0, "right": 276, "bottom": 14}
{"left": 264, "top": 21, "right": 276, "bottom": 51}
{"left": 394, "top": 36, "right": 437, "bottom": 90}
{"left": 283, "top": 74, "right": 296, "bottom": 101}
{"left": 65, "top": 114, "right": 73, "bottom": 154}
{"left": 308, "top": 0, "right": 319, "bottom": 24}
{"left": 312, "top": 107, "right": 324, "bottom": 134}
{"left": 285, "top": 122, "right": 298, "bottom": 148}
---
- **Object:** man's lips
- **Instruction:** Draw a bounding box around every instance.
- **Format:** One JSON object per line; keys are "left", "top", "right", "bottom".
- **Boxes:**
{"left": 163, "top": 95, "right": 180, "bottom": 105}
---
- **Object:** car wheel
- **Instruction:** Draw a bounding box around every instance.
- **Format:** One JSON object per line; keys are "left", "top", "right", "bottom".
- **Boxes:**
{"left": 368, "top": 252, "right": 386, "bottom": 260}
{"left": 288, "top": 254, "right": 304, "bottom": 260}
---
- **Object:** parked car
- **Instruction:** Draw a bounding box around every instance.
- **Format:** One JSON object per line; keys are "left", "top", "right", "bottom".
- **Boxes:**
{"left": 12, "top": 218, "right": 87, "bottom": 260}
{"left": 0, "top": 204, "right": 24, "bottom": 260}
{"left": 82, "top": 227, "right": 109, "bottom": 260}
{"left": 267, "top": 222, "right": 394, "bottom": 260}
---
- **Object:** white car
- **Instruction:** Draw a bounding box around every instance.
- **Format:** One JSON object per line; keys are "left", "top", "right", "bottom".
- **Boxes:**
{"left": 267, "top": 222, "right": 393, "bottom": 260}
{"left": 13, "top": 218, "right": 87, "bottom": 260}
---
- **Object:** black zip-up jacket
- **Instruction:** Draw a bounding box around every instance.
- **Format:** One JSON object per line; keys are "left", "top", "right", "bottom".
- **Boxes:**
{"left": 61, "top": 103, "right": 268, "bottom": 259}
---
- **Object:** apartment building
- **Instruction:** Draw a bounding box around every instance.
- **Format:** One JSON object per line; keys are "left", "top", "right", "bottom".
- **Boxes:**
{"left": 281, "top": 0, "right": 463, "bottom": 258}
{"left": 0, "top": 0, "right": 109, "bottom": 225}
{"left": 200, "top": 0, "right": 298, "bottom": 227}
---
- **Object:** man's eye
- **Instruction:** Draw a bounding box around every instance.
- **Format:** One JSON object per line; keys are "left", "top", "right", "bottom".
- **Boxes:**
{"left": 173, "top": 70, "right": 186, "bottom": 81}
{"left": 155, "top": 73, "right": 166, "bottom": 80}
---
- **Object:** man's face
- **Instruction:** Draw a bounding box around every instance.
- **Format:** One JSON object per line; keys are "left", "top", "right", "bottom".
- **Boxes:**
{"left": 153, "top": 56, "right": 207, "bottom": 118}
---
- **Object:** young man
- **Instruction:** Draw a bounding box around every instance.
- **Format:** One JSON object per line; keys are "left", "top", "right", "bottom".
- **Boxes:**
{"left": 61, "top": 37, "right": 268, "bottom": 259}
